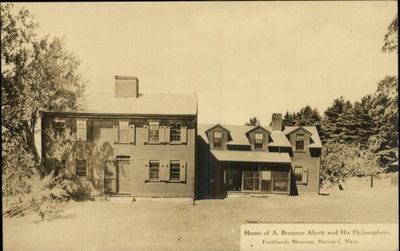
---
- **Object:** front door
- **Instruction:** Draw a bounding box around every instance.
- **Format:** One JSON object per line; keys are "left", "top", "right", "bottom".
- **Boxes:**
{"left": 117, "top": 160, "right": 131, "bottom": 194}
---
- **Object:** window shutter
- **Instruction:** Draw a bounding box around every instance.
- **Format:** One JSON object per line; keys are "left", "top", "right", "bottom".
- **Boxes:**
{"left": 180, "top": 160, "right": 186, "bottom": 182}
{"left": 165, "top": 126, "right": 170, "bottom": 143}
{"left": 129, "top": 124, "right": 135, "bottom": 143}
{"left": 302, "top": 168, "right": 308, "bottom": 185}
{"left": 180, "top": 126, "right": 187, "bottom": 143}
{"left": 159, "top": 126, "right": 165, "bottom": 143}
{"left": 143, "top": 125, "right": 149, "bottom": 143}
{"left": 86, "top": 120, "right": 93, "bottom": 141}
{"left": 112, "top": 125, "right": 119, "bottom": 143}
{"left": 144, "top": 161, "right": 149, "bottom": 181}
{"left": 160, "top": 159, "right": 169, "bottom": 181}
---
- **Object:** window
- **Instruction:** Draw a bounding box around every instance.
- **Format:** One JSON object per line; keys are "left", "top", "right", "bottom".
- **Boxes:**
{"left": 272, "top": 171, "right": 289, "bottom": 192}
{"left": 170, "top": 125, "right": 181, "bottom": 142}
{"left": 294, "top": 166, "right": 303, "bottom": 182}
{"left": 170, "top": 161, "right": 180, "bottom": 181}
{"left": 296, "top": 134, "right": 305, "bottom": 151}
{"left": 213, "top": 131, "right": 222, "bottom": 148}
{"left": 118, "top": 121, "right": 129, "bottom": 143}
{"left": 149, "top": 161, "right": 159, "bottom": 180}
{"left": 76, "top": 159, "right": 86, "bottom": 177}
{"left": 76, "top": 120, "right": 86, "bottom": 140}
{"left": 242, "top": 170, "right": 260, "bottom": 191}
{"left": 54, "top": 119, "right": 66, "bottom": 134}
{"left": 149, "top": 121, "right": 159, "bottom": 143}
{"left": 255, "top": 133, "right": 264, "bottom": 149}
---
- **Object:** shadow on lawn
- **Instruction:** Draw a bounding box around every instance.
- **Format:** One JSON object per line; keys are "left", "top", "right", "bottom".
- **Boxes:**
{"left": 29, "top": 212, "right": 77, "bottom": 224}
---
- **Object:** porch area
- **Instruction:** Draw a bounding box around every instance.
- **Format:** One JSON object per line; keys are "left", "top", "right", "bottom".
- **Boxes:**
{"left": 210, "top": 150, "right": 293, "bottom": 197}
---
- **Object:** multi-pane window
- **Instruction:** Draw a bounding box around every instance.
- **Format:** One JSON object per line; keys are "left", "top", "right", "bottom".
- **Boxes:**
{"left": 255, "top": 133, "right": 264, "bottom": 149}
{"left": 296, "top": 134, "right": 305, "bottom": 151}
{"left": 76, "top": 120, "right": 87, "bottom": 140}
{"left": 149, "top": 160, "right": 159, "bottom": 180}
{"left": 170, "top": 125, "right": 181, "bottom": 142}
{"left": 272, "top": 171, "right": 289, "bottom": 192}
{"left": 242, "top": 170, "right": 260, "bottom": 191}
{"left": 54, "top": 119, "right": 66, "bottom": 135}
{"left": 118, "top": 121, "right": 129, "bottom": 143}
{"left": 213, "top": 131, "right": 222, "bottom": 148}
{"left": 170, "top": 161, "right": 180, "bottom": 181}
{"left": 76, "top": 159, "right": 87, "bottom": 177}
{"left": 294, "top": 166, "right": 303, "bottom": 182}
{"left": 149, "top": 121, "right": 159, "bottom": 143}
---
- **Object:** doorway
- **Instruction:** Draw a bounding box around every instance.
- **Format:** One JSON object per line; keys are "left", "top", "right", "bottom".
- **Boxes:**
{"left": 104, "top": 155, "right": 131, "bottom": 195}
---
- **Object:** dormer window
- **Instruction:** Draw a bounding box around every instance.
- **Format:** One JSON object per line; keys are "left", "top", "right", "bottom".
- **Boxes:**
{"left": 296, "top": 134, "right": 305, "bottom": 151}
{"left": 254, "top": 133, "right": 263, "bottom": 150}
{"left": 214, "top": 131, "right": 222, "bottom": 148}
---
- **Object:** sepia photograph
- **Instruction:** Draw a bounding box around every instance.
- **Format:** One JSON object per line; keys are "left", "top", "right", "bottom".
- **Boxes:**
{"left": 1, "top": 1, "right": 398, "bottom": 251}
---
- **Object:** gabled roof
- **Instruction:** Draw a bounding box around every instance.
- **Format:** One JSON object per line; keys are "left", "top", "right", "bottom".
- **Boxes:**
{"left": 55, "top": 93, "right": 198, "bottom": 115}
{"left": 210, "top": 150, "right": 291, "bottom": 163}
{"left": 283, "top": 126, "right": 322, "bottom": 148}
{"left": 199, "top": 124, "right": 292, "bottom": 147}
{"left": 199, "top": 124, "right": 259, "bottom": 145}
{"left": 283, "top": 126, "right": 313, "bottom": 135}
{"left": 245, "top": 125, "right": 271, "bottom": 136}
{"left": 205, "top": 124, "right": 230, "bottom": 134}
{"left": 269, "top": 131, "right": 292, "bottom": 148}
{"left": 198, "top": 124, "right": 322, "bottom": 148}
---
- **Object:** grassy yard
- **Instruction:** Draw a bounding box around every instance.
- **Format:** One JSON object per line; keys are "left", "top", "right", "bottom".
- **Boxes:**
{"left": 3, "top": 177, "right": 398, "bottom": 251}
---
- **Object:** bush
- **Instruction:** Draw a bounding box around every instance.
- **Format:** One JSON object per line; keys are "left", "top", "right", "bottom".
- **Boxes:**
{"left": 3, "top": 171, "right": 68, "bottom": 220}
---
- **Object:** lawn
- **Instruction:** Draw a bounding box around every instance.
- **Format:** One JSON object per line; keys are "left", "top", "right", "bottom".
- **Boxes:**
{"left": 3, "top": 177, "right": 398, "bottom": 251}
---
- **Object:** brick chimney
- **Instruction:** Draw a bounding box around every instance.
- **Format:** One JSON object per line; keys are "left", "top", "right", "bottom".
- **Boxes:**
{"left": 115, "top": 76, "right": 139, "bottom": 98}
{"left": 271, "top": 113, "right": 283, "bottom": 131}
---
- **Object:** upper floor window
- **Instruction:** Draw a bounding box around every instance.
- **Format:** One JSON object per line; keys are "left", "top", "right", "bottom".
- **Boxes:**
{"left": 118, "top": 121, "right": 129, "bottom": 143}
{"left": 76, "top": 120, "right": 86, "bottom": 140}
{"left": 213, "top": 131, "right": 222, "bottom": 148}
{"left": 76, "top": 159, "right": 87, "bottom": 177}
{"left": 149, "top": 121, "right": 159, "bottom": 143}
{"left": 296, "top": 134, "right": 305, "bottom": 151}
{"left": 254, "top": 133, "right": 263, "bottom": 149}
{"left": 170, "top": 124, "right": 181, "bottom": 142}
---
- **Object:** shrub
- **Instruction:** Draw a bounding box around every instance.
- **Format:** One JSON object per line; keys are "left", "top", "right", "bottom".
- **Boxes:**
{"left": 3, "top": 171, "right": 68, "bottom": 220}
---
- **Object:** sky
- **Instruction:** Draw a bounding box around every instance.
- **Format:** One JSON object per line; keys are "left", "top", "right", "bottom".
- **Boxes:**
{"left": 17, "top": 2, "right": 398, "bottom": 125}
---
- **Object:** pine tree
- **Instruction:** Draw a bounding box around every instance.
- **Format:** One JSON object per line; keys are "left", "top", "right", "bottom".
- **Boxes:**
{"left": 282, "top": 106, "right": 322, "bottom": 129}
{"left": 321, "top": 97, "right": 353, "bottom": 143}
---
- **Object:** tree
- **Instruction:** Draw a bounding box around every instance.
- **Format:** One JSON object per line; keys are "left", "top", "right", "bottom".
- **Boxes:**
{"left": 320, "top": 142, "right": 355, "bottom": 190}
{"left": 283, "top": 106, "right": 322, "bottom": 129}
{"left": 350, "top": 95, "right": 377, "bottom": 146}
{"left": 346, "top": 139, "right": 383, "bottom": 188}
{"left": 382, "top": 15, "right": 398, "bottom": 53}
{"left": 320, "top": 97, "right": 353, "bottom": 143}
{"left": 2, "top": 128, "right": 36, "bottom": 204}
{"left": 368, "top": 76, "right": 398, "bottom": 165}
{"left": 245, "top": 117, "right": 259, "bottom": 126}
{"left": 1, "top": 3, "right": 85, "bottom": 174}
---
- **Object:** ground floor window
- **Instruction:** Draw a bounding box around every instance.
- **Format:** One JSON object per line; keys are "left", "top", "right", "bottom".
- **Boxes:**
{"left": 294, "top": 166, "right": 303, "bottom": 183}
{"left": 170, "top": 161, "right": 180, "bottom": 181}
{"left": 226, "top": 166, "right": 289, "bottom": 193}
{"left": 76, "top": 159, "right": 87, "bottom": 177}
{"left": 272, "top": 171, "right": 289, "bottom": 192}
{"left": 149, "top": 161, "right": 159, "bottom": 180}
{"left": 242, "top": 170, "right": 260, "bottom": 191}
